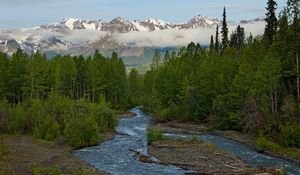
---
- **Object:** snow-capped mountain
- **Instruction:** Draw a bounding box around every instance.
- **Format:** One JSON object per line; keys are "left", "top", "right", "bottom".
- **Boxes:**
{"left": 38, "top": 15, "right": 221, "bottom": 33}
{"left": 0, "top": 15, "right": 264, "bottom": 55}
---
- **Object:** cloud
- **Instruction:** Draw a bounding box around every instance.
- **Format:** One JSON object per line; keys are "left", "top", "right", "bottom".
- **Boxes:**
{"left": 117, "top": 21, "right": 265, "bottom": 47}
{"left": 0, "top": 28, "right": 107, "bottom": 45}
{"left": 0, "top": 21, "right": 265, "bottom": 48}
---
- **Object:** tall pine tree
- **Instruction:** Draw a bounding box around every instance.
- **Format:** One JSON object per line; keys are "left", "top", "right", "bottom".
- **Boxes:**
{"left": 215, "top": 25, "right": 220, "bottom": 53}
{"left": 210, "top": 35, "right": 214, "bottom": 52}
{"left": 265, "top": 0, "right": 278, "bottom": 45}
{"left": 221, "top": 7, "right": 229, "bottom": 51}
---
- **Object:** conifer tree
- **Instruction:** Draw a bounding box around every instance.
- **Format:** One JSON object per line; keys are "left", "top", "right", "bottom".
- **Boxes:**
{"left": 151, "top": 49, "right": 161, "bottom": 70}
{"left": 237, "top": 25, "right": 245, "bottom": 50}
{"left": 164, "top": 51, "right": 170, "bottom": 62}
{"left": 215, "top": 25, "right": 220, "bottom": 53}
{"left": 210, "top": 35, "right": 214, "bottom": 52}
{"left": 221, "top": 7, "right": 229, "bottom": 50}
{"left": 265, "top": 0, "right": 278, "bottom": 45}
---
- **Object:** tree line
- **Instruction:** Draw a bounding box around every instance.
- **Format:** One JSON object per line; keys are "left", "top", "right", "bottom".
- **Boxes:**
{"left": 0, "top": 50, "right": 139, "bottom": 147}
{"left": 138, "top": 0, "right": 300, "bottom": 148}
{"left": 0, "top": 0, "right": 299, "bottom": 150}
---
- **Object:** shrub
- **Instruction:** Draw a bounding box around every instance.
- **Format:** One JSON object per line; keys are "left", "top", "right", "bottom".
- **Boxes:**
{"left": 0, "top": 142, "right": 11, "bottom": 161}
{"left": 256, "top": 136, "right": 300, "bottom": 160}
{"left": 33, "top": 115, "right": 60, "bottom": 141}
{"left": 88, "top": 102, "right": 116, "bottom": 132}
{"left": 147, "top": 128, "right": 164, "bottom": 144}
{"left": 280, "top": 123, "right": 300, "bottom": 148}
{"left": 0, "top": 99, "right": 10, "bottom": 133}
{"left": 64, "top": 116, "right": 101, "bottom": 148}
{"left": 215, "top": 112, "right": 242, "bottom": 131}
{"left": 159, "top": 105, "right": 177, "bottom": 122}
{"left": 256, "top": 137, "right": 281, "bottom": 152}
{"left": 8, "top": 104, "right": 27, "bottom": 134}
{"left": 188, "top": 135, "right": 198, "bottom": 142}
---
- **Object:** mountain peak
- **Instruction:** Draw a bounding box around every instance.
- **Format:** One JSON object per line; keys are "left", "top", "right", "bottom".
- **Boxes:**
{"left": 187, "top": 15, "right": 220, "bottom": 27}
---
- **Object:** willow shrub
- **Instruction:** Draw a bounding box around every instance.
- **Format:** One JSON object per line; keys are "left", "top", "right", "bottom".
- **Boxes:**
{"left": 64, "top": 116, "right": 101, "bottom": 148}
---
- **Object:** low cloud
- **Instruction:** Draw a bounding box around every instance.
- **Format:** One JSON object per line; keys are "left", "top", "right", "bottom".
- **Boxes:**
{"left": 117, "top": 21, "right": 265, "bottom": 47}
{"left": 0, "top": 21, "right": 265, "bottom": 48}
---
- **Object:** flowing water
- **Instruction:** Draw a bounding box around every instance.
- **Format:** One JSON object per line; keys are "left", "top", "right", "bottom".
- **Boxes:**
{"left": 73, "top": 107, "right": 186, "bottom": 175}
{"left": 74, "top": 107, "right": 300, "bottom": 175}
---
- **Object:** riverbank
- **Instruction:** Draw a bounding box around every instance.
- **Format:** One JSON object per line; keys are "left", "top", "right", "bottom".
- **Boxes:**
{"left": 148, "top": 139, "right": 283, "bottom": 175}
{"left": 150, "top": 117, "right": 300, "bottom": 164}
{"left": 0, "top": 111, "right": 135, "bottom": 175}
{"left": 0, "top": 133, "right": 114, "bottom": 175}
{"left": 147, "top": 118, "right": 300, "bottom": 174}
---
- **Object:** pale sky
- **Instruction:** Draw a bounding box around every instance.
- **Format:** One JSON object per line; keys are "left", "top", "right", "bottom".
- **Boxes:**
{"left": 0, "top": 0, "right": 286, "bottom": 29}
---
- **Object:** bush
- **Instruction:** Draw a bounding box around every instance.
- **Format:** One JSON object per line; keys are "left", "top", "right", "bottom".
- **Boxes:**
{"left": 256, "top": 137, "right": 281, "bottom": 152}
{"left": 88, "top": 102, "right": 116, "bottom": 132}
{"left": 0, "top": 142, "right": 11, "bottom": 161}
{"left": 188, "top": 135, "right": 198, "bottom": 142}
{"left": 147, "top": 128, "right": 164, "bottom": 144}
{"left": 0, "top": 99, "right": 10, "bottom": 133}
{"left": 256, "top": 136, "right": 300, "bottom": 160}
{"left": 280, "top": 123, "right": 300, "bottom": 148}
{"left": 64, "top": 116, "right": 101, "bottom": 148}
{"left": 8, "top": 104, "right": 27, "bottom": 134}
{"left": 159, "top": 104, "right": 179, "bottom": 122}
{"left": 216, "top": 112, "right": 242, "bottom": 131}
{"left": 33, "top": 115, "right": 60, "bottom": 141}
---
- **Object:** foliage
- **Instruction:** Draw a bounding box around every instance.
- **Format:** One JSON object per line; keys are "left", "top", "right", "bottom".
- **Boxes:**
{"left": 138, "top": 0, "right": 300, "bottom": 150}
{"left": 64, "top": 116, "right": 101, "bottom": 148}
{"left": 0, "top": 142, "right": 11, "bottom": 161}
{"left": 256, "top": 137, "right": 300, "bottom": 160}
{"left": 188, "top": 135, "right": 198, "bottom": 142}
{"left": 8, "top": 104, "right": 27, "bottom": 134}
{"left": 33, "top": 115, "right": 60, "bottom": 141}
{"left": 280, "top": 123, "right": 300, "bottom": 147}
{"left": 256, "top": 137, "right": 281, "bottom": 152}
{"left": 147, "top": 128, "right": 164, "bottom": 144}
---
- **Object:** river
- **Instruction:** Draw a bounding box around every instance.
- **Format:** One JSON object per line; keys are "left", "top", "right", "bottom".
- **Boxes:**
{"left": 73, "top": 107, "right": 300, "bottom": 175}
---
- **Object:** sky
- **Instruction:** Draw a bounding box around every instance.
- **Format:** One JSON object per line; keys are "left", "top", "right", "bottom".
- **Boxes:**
{"left": 0, "top": 0, "right": 287, "bottom": 29}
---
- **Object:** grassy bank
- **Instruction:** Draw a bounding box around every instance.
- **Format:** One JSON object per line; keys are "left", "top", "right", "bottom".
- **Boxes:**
{"left": 0, "top": 133, "right": 115, "bottom": 175}
{"left": 256, "top": 137, "right": 300, "bottom": 162}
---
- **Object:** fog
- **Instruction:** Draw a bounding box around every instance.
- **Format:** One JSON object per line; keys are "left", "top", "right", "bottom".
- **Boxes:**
{"left": 0, "top": 21, "right": 265, "bottom": 48}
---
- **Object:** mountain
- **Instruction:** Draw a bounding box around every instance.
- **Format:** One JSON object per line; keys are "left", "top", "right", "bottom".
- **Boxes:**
{"left": 0, "top": 15, "right": 265, "bottom": 64}
{"left": 37, "top": 15, "right": 221, "bottom": 33}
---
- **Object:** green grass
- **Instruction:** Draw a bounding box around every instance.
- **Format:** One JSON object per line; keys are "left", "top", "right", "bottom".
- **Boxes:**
{"left": 31, "top": 163, "right": 64, "bottom": 175}
{"left": 0, "top": 142, "right": 11, "bottom": 161}
{"left": 147, "top": 128, "right": 164, "bottom": 144}
{"left": 188, "top": 135, "right": 198, "bottom": 142}
{"left": 256, "top": 137, "right": 300, "bottom": 161}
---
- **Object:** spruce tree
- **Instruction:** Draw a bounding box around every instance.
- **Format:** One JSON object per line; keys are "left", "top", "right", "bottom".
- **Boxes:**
{"left": 265, "top": 0, "right": 278, "bottom": 45}
{"left": 210, "top": 35, "right": 214, "bottom": 52}
{"left": 236, "top": 25, "right": 245, "bottom": 50}
{"left": 164, "top": 51, "right": 171, "bottom": 62}
{"left": 215, "top": 25, "right": 220, "bottom": 53}
{"left": 151, "top": 49, "right": 161, "bottom": 70}
{"left": 221, "top": 6, "right": 229, "bottom": 50}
